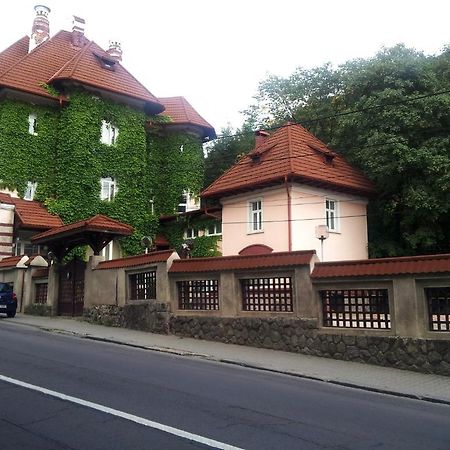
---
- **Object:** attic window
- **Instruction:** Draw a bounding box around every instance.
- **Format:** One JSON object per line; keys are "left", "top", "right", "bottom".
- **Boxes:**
{"left": 251, "top": 153, "right": 261, "bottom": 164}
{"left": 93, "top": 52, "right": 117, "bottom": 71}
{"left": 308, "top": 144, "right": 336, "bottom": 165}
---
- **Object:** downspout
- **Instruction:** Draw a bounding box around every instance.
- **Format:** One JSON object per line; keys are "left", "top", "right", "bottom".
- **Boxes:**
{"left": 284, "top": 175, "right": 292, "bottom": 251}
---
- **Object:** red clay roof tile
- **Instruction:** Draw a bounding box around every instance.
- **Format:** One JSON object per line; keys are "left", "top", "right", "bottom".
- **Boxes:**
{"left": 10, "top": 196, "right": 63, "bottom": 230}
{"left": 0, "top": 256, "right": 22, "bottom": 268}
{"left": 158, "top": 96, "right": 216, "bottom": 139}
{"left": 201, "top": 123, "right": 375, "bottom": 198}
{"left": 311, "top": 254, "right": 450, "bottom": 278}
{"left": 0, "top": 36, "right": 29, "bottom": 77}
{"left": 169, "top": 250, "right": 316, "bottom": 273}
{"left": 95, "top": 250, "right": 175, "bottom": 270}
{"left": 0, "top": 31, "right": 163, "bottom": 113}
{"left": 31, "top": 214, "right": 133, "bottom": 242}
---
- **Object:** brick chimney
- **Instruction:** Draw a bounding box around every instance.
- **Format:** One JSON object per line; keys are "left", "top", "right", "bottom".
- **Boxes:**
{"left": 72, "top": 16, "right": 86, "bottom": 48}
{"left": 29, "top": 5, "right": 51, "bottom": 53}
{"left": 107, "top": 40, "right": 123, "bottom": 62}
{"left": 255, "top": 130, "right": 270, "bottom": 148}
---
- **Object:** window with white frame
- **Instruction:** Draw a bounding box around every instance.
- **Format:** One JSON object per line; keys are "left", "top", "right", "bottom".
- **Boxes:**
{"left": 248, "top": 199, "right": 263, "bottom": 233}
{"left": 185, "top": 228, "right": 198, "bottom": 239}
{"left": 206, "top": 222, "right": 222, "bottom": 236}
{"left": 28, "top": 113, "right": 38, "bottom": 135}
{"left": 177, "top": 190, "right": 200, "bottom": 213}
{"left": 101, "top": 241, "right": 114, "bottom": 260}
{"left": 24, "top": 181, "right": 37, "bottom": 201}
{"left": 100, "top": 177, "right": 117, "bottom": 201}
{"left": 14, "top": 239, "right": 41, "bottom": 256}
{"left": 100, "top": 120, "right": 119, "bottom": 145}
{"left": 326, "top": 198, "right": 339, "bottom": 231}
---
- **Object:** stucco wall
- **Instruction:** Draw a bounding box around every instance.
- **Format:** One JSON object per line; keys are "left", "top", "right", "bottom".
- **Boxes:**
{"left": 220, "top": 183, "right": 368, "bottom": 261}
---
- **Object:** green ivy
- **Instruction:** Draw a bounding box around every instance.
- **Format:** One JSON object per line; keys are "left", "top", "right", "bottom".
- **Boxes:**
{"left": 160, "top": 215, "right": 221, "bottom": 257}
{"left": 0, "top": 92, "right": 209, "bottom": 256}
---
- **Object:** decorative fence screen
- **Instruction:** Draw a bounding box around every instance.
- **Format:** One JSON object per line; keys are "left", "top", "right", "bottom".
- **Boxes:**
{"left": 241, "top": 277, "right": 293, "bottom": 312}
{"left": 426, "top": 287, "right": 450, "bottom": 332}
{"left": 177, "top": 279, "right": 219, "bottom": 310}
{"left": 129, "top": 271, "right": 157, "bottom": 300}
{"left": 34, "top": 283, "right": 48, "bottom": 304}
{"left": 321, "top": 289, "right": 390, "bottom": 329}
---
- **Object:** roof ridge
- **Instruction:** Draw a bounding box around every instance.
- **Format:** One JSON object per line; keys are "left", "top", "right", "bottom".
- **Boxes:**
{"left": 286, "top": 123, "right": 295, "bottom": 174}
{"left": 51, "top": 39, "right": 94, "bottom": 81}
{"left": 180, "top": 96, "right": 192, "bottom": 122}
{"left": 0, "top": 31, "right": 69, "bottom": 82}
{"left": 0, "top": 35, "right": 29, "bottom": 78}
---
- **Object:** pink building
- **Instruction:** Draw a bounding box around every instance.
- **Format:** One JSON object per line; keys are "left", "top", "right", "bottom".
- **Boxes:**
{"left": 201, "top": 123, "right": 376, "bottom": 261}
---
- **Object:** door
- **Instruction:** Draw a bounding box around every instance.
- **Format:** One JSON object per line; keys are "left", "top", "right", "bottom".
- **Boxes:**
{"left": 58, "top": 259, "right": 86, "bottom": 316}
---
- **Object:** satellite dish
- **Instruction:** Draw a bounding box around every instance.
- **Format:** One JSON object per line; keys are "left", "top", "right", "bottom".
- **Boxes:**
{"left": 140, "top": 236, "right": 153, "bottom": 253}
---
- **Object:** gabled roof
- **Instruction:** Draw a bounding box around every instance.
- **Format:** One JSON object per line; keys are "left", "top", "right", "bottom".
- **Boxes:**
{"left": 158, "top": 96, "right": 216, "bottom": 140}
{"left": 201, "top": 123, "right": 376, "bottom": 198}
{"left": 169, "top": 250, "right": 316, "bottom": 273}
{"left": 12, "top": 197, "right": 63, "bottom": 230}
{"left": 32, "top": 214, "right": 133, "bottom": 242}
{"left": 311, "top": 253, "right": 450, "bottom": 278}
{"left": 0, "top": 31, "right": 164, "bottom": 113}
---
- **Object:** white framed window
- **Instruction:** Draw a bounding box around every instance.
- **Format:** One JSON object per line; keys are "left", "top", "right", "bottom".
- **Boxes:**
{"left": 100, "top": 177, "right": 117, "bottom": 201}
{"left": 28, "top": 113, "right": 38, "bottom": 135}
{"left": 326, "top": 198, "right": 339, "bottom": 231}
{"left": 185, "top": 228, "right": 198, "bottom": 240}
{"left": 205, "top": 222, "right": 222, "bottom": 236}
{"left": 248, "top": 199, "right": 263, "bottom": 233}
{"left": 100, "top": 120, "right": 119, "bottom": 145}
{"left": 149, "top": 198, "right": 155, "bottom": 215}
{"left": 177, "top": 190, "right": 200, "bottom": 213}
{"left": 101, "top": 241, "right": 114, "bottom": 260}
{"left": 24, "top": 181, "right": 37, "bottom": 201}
{"left": 14, "top": 239, "right": 41, "bottom": 256}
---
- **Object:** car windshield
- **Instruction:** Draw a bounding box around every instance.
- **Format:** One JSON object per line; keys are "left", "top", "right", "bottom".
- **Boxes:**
{"left": 0, "top": 283, "right": 12, "bottom": 293}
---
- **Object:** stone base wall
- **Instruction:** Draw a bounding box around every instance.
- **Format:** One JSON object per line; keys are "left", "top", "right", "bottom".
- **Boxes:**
{"left": 170, "top": 316, "right": 450, "bottom": 376}
{"left": 84, "top": 302, "right": 170, "bottom": 334}
{"left": 24, "top": 303, "right": 52, "bottom": 316}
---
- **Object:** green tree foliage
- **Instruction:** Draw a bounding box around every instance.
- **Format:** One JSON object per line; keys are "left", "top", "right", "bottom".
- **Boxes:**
{"left": 241, "top": 44, "right": 450, "bottom": 257}
{"left": 203, "top": 125, "right": 255, "bottom": 189}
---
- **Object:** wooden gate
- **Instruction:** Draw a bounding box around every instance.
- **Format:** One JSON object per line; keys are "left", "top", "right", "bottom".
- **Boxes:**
{"left": 58, "top": 259, "right": 86, "bottom": 316}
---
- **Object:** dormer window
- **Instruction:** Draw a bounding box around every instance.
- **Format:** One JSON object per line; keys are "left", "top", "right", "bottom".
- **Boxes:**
{"left": 100, "top": 177, "right": 117, "bottom": 201}
{"left": 24, "top": 181, "right": 37, "bottom": 201}
{"left": 28, "top": 113, "right": 38, "bottom": 135}
{"left": 100, "top": 120, "right": 119, "bottom": 146}
{"left": 93, "top": 52, "right": 117, "bottom": 71}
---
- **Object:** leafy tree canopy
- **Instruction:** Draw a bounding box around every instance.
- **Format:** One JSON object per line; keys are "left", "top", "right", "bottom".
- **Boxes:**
{"left": 206, "top": 44, "right": 450, "bottom": 257}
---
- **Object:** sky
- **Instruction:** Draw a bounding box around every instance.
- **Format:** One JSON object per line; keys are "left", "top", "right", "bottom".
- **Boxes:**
{"left": 2, "top": 0, "right": 450, "bottom": 133}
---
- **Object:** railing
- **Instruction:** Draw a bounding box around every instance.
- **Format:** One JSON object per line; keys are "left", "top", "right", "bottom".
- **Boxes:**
{"left": 241, "top": 277, "right": 293, "bottom": 312}
{"left": 34, "top": 283, "right": 48, "bottom": 304}
{"left": 177, "top": 279, "right": 219, "bottom": 310}
{"left": 321, "top": 289, "right": 390, "bottom": 329}
{"left": 426, "top": 287, "right": 450, "bottom": 332}
{"left": 129, "top": 271, "right": 156, "bottom": 300}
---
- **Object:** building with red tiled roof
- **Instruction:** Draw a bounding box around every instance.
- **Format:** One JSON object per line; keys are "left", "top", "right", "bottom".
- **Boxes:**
{"left": 0, "top": 5, "right": 215, "bottom": 261}
{"left": 201, "top": 123, "right": 375, "bottom": 261}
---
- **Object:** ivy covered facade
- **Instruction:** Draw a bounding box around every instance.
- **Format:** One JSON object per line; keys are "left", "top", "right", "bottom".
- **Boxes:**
{"left": 0, "top": 6, "right": 217, "bottom": 258}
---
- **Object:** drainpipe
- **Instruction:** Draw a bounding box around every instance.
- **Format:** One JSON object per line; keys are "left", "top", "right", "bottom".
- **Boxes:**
{"left": 284, "top": 175, "right": 292, "bottom": 251}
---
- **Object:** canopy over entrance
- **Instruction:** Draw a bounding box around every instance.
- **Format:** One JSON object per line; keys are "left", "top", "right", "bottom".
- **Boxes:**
{"left": 31, "top": 214, "right": 133, "bottom": 260}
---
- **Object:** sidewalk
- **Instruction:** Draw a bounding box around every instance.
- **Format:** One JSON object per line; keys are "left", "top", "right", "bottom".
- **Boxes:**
{"left": 4, "top": 314, "right": 450, "bottom": 405}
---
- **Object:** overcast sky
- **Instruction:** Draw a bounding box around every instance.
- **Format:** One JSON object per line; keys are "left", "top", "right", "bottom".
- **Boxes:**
{"left": 3, "top": 0, "right": 450, "bottom": 133}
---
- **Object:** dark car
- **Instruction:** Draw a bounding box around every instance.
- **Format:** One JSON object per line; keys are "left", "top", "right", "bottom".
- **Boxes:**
{"left": 0, "top": 282, "right": 17, "bottom": 318}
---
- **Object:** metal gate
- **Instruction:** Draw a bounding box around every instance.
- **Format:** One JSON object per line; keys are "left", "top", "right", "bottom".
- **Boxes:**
{"left": 58, "top": 259, "right": 86, "bottom": 316}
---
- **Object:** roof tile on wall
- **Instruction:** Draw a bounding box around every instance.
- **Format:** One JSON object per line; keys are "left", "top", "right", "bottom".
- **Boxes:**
{"left": 169, "top": 250, "right": 316, "bottom": 273}
{"left": 311, "top": 253, "right": 450, "bottom": 278}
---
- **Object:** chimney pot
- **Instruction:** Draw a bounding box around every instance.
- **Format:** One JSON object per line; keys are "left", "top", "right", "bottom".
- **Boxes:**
{"left": 72, "top": 15, "right": 86, "bottom": 48}
{"left": 29, "top": 4, "right": 51, "bottom": 52}
{"left": 255, "top": 130, "right": 270, "bottom": 148}
{"left": 107, "top": 40, "right": 123, "bottom": 62}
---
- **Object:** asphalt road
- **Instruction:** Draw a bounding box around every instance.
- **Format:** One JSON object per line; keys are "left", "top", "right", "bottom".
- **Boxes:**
{"left": 0, "top": 320, "right": 449, "bottom": 450}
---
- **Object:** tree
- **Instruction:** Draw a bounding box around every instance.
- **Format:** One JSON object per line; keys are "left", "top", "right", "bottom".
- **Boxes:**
{"left": 241, "top": 44, "right": 450, "bottom": 256}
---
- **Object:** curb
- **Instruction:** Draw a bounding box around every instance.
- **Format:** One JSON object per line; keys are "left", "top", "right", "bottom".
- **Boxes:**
{"left": 5, "top": 319, "right": 450, "bottom": 407}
